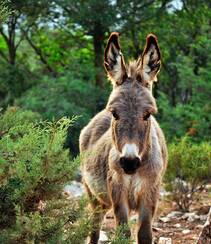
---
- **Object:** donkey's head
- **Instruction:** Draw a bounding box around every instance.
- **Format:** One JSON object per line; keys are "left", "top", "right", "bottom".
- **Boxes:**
{"left": 105, "top": 32, "right": 161, "bottom": 175}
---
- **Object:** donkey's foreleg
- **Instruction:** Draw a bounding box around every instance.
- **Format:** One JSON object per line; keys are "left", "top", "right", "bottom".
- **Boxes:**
{"left": 84, "top": 183, "right": 105, "bottom": 244}
{"left": 137, "top": 204, "right": 153, "bottom": 244}
{"left": 137, "top": 190, "right": 159, "bottom": 244}
{"left": 109, "top": 181, "right": 131, "bottom": 238}
{"left": 88, "top": 207, "right": 105, "bottom": 244}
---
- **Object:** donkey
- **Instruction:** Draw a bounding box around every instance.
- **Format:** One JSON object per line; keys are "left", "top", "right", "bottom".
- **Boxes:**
{"left": 80, "top": 32, "right": 167, "bottom": 244}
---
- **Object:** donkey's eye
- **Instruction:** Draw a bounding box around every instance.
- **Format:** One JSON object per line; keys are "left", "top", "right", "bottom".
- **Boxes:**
{"left": 111, "top": 111, "right": 119, "bottom": 120}
{"left": 143, "top": 112, "right": 151, "bottom": 121}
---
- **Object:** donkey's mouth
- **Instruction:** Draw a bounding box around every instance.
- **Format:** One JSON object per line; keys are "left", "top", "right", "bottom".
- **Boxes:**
{"left": 123, "top": 168, "right": 137, "bottom": 175}
{"left": 119, "top": 157, "right": 141, "bottom": 175}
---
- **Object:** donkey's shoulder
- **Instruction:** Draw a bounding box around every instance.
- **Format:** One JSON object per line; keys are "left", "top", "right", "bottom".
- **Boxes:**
{"left": 79, "top": 109, "right": 112, "bottom": 151}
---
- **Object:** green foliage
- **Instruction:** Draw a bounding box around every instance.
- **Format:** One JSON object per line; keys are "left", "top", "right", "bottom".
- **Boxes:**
{"left": 0, "top": 107, "right": 92, "bottom": 243}
{"left": 0, "top": 0, "right": 210, "bottom": 144}
{"left": 0, "top": 0, "right": 210, "bottom": 241}
{"left": 165, "top": 136, "right": 211, "bottom": 210}
{"left": 0, "top": 0, "right": 10, "bottom": 22}
{"left": 0, "top": 64, "right": 33, "bottom": 107}
{"left": 15, "top": 73, "right": 108, "bottom": 154}
{"left": 109, "top": 224, "right": 131, "bottom": 244}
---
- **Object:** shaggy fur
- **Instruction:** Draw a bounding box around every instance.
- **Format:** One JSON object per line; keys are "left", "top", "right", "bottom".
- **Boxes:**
{"left": 80, "top": 32, "right": 167, "bottom": 244}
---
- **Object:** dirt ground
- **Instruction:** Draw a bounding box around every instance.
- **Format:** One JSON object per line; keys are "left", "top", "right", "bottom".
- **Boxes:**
{"left": 101, "top": 186, "right": 211, "bottom": 243}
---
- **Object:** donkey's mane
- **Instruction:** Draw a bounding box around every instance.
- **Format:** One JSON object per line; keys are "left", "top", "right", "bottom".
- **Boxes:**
{"left": 127, "top": 60, "right": 141, "bottom": 80}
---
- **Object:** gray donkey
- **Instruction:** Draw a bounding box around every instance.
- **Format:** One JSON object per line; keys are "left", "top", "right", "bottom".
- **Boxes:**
{"left": 80, "top": 32, "right": 167, "bottom": 244}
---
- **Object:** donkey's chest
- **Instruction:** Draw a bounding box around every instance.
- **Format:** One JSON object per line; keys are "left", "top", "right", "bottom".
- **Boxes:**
{"left": 122, "top": 174, "right": 143, "bottom": 210}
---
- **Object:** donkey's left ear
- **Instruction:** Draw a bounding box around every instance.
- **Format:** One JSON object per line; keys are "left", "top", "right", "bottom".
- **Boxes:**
{"left": 141, "top": 34, "right": 161, "bottom": 84}
{"left": 104, "top": 32, "right": 127, "bottom": 86}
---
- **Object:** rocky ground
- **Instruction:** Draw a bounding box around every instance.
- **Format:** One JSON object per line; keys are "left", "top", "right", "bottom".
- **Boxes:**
{"left": 64, "top": 182, "right": 211, "bottom": 243}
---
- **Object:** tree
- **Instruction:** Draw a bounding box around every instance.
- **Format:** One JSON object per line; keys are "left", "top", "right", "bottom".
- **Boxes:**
{"left": 59, "top": 0, "right": 117, "bottom": 87}
{"left": 0, "top": 1, "right": 50, "bottom": 66}
{"left": 116, "top": 0, "right": 169, "bottom": 58}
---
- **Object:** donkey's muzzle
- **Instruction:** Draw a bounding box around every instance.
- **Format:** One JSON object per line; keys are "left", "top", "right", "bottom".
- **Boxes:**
{"left": 119, "top": 157, "right": 141, "bottom": 174}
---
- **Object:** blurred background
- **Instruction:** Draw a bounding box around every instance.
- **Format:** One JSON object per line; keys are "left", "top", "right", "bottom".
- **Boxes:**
{"left": 0, "top": 1, "right": 210, "bottom": 243}
{"left": 0, "top": 0, "right": 210, "bottom": 152}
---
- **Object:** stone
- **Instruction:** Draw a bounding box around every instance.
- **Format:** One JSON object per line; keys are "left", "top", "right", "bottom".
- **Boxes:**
{"left": 196, "top": 224, "right": 204, "bottom": 229}
{"left": 174, "top": 223, "right": 181, "bottom": 228}
{"left": 159, "top": 217, "right": 171, "bottom": 223}
{"left": 158, "top": 237, "right": 172, "bottom": 244}
{"left": 182, "top": 212, "right": 199, "bottom": 222}
{"left": 166, "top": 211, "right": 183, "bottom": 219}
{"left": 199, "top": 215, "right": 208, "bottom": 221}
{"left": 197, "top": 207, "right": 211, "bottom": 244}
{"left": 99, "top": 230, "right": 109, "bottom": 243}
{"left": 63, "top": 181, "right": 84, "bottom": 198}
{"left": 182, "top": 229, "right": 191, "bottom": 234}
{"left": 160, "top": 187, "right": 171, "bottom": 198}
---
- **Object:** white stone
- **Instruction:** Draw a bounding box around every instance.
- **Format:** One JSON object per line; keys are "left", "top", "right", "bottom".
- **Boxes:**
{"left": 158, "top": 237, "right": 172, "bottom": 244}
{"left": 174, "top": 223, "right": 181, "bottom": 228}
{"left": 182, "top": 212, "right": 199, "bottom": 222}
{"left": 166, "top": 211, "right": 183, "bottom": 219}
{"left": 63, "top": 181, "right": 84, "bottom": 198}
{"left": 182, "top": 229, "right": 191, "bottom": 234}
{"left": 160, "top": 188, "right": 171, "bottom": 197}
{"left": 196, "top": 224, "right": 204, "bottom": 229}
{"left": 159, "top": 217, "right": 171, "bottom": 223}
{"left": 199, "top": 215, "right": 208, "bottom": 221}
{"left": 99, "top": 230, "right": 109, "bottom": 242}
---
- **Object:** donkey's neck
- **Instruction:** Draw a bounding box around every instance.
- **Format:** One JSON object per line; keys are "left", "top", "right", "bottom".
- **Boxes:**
{"left": 140, "top": 120, "right": 153, "bottom": 164}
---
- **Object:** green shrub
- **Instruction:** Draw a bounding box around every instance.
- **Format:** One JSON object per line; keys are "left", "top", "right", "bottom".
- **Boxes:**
{"left": 0, "top": 64, "right": 34, "bottom": 107}
{"left": 110, "top": 224, "right": 131, "bottom": 244}
{"left": 15, "top": 74, "right": 109, "bottom": 155}
{"left": 165, "top": 136, "right": 211, "bottom": 210}
{"left": 0, "top": 107, "right": 91, "bottom": 243}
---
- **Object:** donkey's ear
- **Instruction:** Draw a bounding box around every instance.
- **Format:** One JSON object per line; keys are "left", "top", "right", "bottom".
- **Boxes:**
{"left": 141, "top": 34, "right": 161, "bottom": 85}
{"left": 104, "top": 32, "right": 127, "bottom": 85}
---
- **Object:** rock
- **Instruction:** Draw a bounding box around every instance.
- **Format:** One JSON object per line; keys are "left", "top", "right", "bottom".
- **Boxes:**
{"left": 159, "top": 217, "right": 171, "bottom": 223}
{"left": 159, "top": 211, "right": 183, "bottom": 223}
{"left": 197, "top": 207, "right": 211, "bottom": 244}
{"left": 63, "top": 181, "right": 84, "bottom": 198}
{"left": 99, "top": 230, "right": 109, "bottom": 243}
{"left": 174, "top": 223, "right": 181, "bottom": 228}
{"left": 166, "top": 211, "right": 183, "bottom": 219}
{"left": 158, "top": 237, "right": 172, "bottom": 244}
{"left": 182, "top": 212, "right": 199, "bottom": 222}
{"left": 199, "top": 215, "right": 208, "bottom": 221}
{"left": 153, "top": 226, "right": 164, "bottom": 232}
{"left": 196, "top": 224, "right": 204, "bottom": 229}
{"left": 205, "top": 184, "right": 211, "bottom": 190}
{"left": 182, "top": 229, "right": 191, "bottom": 234}
{"left": 160, "top": 187, "right": 171, "bottom": 198}
{"left": 153, "top": 221, "right": 159, "bottom": 227}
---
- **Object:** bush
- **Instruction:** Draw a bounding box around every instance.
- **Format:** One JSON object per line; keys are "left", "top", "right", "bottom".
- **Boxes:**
{"left": 165, "top": 136, "right": 211, "bottom": 210}
{"left": 15, "top": 74, "right": 109, "bottom": 155}
{"left": 0, "top": 107, "right": 92, "bottom": 243}
{"left": 0, "top": 64, "right": 34, "bottom": 107}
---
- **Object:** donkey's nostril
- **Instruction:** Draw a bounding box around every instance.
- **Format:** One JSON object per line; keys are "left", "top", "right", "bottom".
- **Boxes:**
{"left": 119, "top": 157, "right": 141, "bottom": 174}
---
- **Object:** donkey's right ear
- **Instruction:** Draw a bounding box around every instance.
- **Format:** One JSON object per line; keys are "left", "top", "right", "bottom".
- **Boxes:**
{"left": 104, "top": 32, "right": 127, "bottom": 85}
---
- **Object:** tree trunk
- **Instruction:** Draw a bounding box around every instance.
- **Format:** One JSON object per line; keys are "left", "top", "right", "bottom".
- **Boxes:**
{"left": 8, "top": 42, "right": 16, "bottom": 65}
{"left": 197, "top": 207, "right": 211, "bottom": 244}
{"left": 131, "top": 28, "right": 142, "bottom": 59}
{"left": 93, "top": 26, "right": 105, "bottom": 88}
